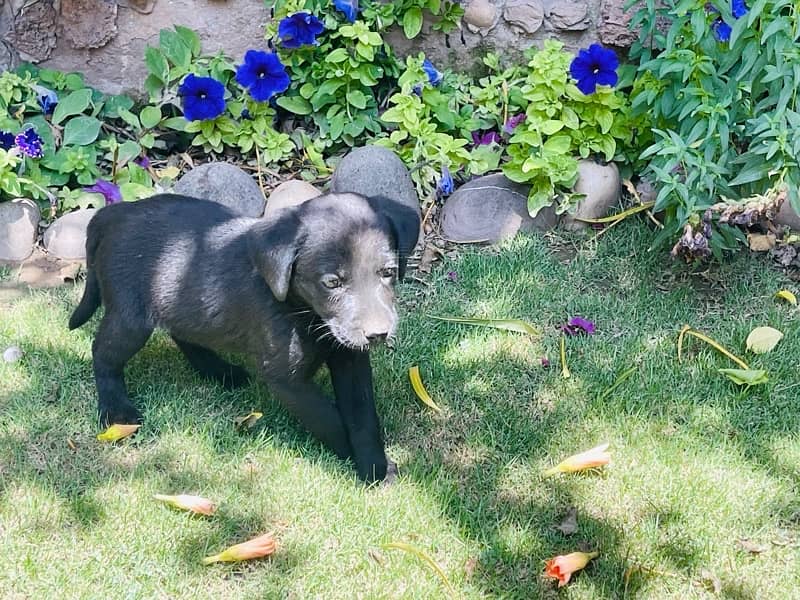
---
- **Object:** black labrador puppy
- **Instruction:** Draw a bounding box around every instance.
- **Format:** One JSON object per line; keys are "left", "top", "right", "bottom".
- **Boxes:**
{"left": 69, "top": 192, "right": 420, "bottom": 482}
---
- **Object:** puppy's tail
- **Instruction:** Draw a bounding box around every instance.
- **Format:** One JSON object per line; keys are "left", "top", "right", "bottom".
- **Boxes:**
{"left": 69, "top": 268, "right": 100, "bottom": 330}
{"left": 69, "top": 224, "right": 102, "bottom": 330}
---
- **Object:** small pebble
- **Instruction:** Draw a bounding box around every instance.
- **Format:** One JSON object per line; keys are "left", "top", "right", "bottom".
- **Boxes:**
{"left": 3, "top": 345, "right": 23, "bottom": 363}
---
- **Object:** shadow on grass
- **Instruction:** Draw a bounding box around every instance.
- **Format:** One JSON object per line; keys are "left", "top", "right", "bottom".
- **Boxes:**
{"left": 0, "top": 223, "right": 798, "bottom": 597}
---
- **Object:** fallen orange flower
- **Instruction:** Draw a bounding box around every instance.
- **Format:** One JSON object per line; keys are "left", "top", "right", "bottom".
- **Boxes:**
{"left": 96, "top": 423, "right": 140, "bottom": 442}
{"left": 202, "top": 532, "right": 277, "bottom": 564}
{"left": 153, "top": 494, "right": 217, "bottom": 516}
{"left": 545, "top": 550, "right": 599, "bottom": 587}
{"left": 544, "top": 443, "right": 610, "bottom": 476}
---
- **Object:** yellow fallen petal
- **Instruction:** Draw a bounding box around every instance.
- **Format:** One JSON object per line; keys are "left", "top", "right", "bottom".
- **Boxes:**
{"left": 234, "top": 411, "right": 263, "bottom": 430}
{"left": 745, "top": 326, "right": 784, "bottom": 354}
{"left": 408, "top": 366, "right": 442, "bottom": 413}
{"left": 545, "top": 443, "right": 611, "bottom": 476}
{"left": 775, "top": 290, "right": 797, "bottom": 306}
{"left": 153, "top": 494, "right": 217, "bottom": 516}
{"left": 202, "top": 532, "right": 277, "bottom": 564}
{"left": 96, "top": 423, "right": 140, "bottom": 442}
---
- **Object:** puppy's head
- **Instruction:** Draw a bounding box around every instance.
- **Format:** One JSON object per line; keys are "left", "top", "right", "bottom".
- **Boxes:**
{"left": 250, "top": 193, "right": 420, "bottom": 350}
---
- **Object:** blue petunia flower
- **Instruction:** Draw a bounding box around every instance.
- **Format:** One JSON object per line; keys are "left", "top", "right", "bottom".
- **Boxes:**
{"left": 14, "top": 127, "right": 44, "bottom": 158}
{"left": 0, "top": 130, "right": 14, "bottom": 151}
{"left": 569, "top": 44, "right": 619, "bottom": 95}
{"left": 422, "top": 59, "right": 443, "bottom": 86}
{"left": 471, "top": 130, "right": 501, "bottom": 146}
{"left": 84, "top": 179, "right": 122, "bottom": 206}
{"left": 235, "top": 50, "right": 291, "bottom": 102}
{"left": 278, "top": 12, "right": 325, "bottom": 48}
{"left": 33, "top": 85, "right": 58, "bottom": 115}
{"left": 437, "top": 165, "right": 454, "bottom": 196}
{"left": 712, "top": 18, "right": 732, "bottom": 41}
{"left": 334, "top": 0, "right": 359, "bottom": 23}
{"left": 178, "top": 74, "right": 226, "bottom": 121}
{"left": 731, "top": 0, "right": 748, "bottom": 18}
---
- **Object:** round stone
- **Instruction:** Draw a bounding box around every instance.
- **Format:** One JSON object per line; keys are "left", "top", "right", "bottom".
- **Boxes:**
{"left": 43, "top": 208, "right": 98, "bottom": 260}
{"left": 264, "top": 180, "right": 321, "bottom": 220}
{"left": 0, "top": 199, "right": 40, "bottom": 261}
{"left": 174, "top": 161, "right": 266, "bottom": 217}
{"left": 464, "top": 0, "right": 497, "bottom": 28}
{"left": 440, "top": 173, "right": 558, "bottom": 243}
{"left": 562, "top": 160, "right": 621, "bottom": 231}
{"left": 3, "top": 345, "right": 23, "bottom": 363}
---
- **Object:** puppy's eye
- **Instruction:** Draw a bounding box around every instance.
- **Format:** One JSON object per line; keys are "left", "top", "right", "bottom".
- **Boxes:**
{"left": 379, "top": 267, "right": 397, "bottom": 279}
{"left": 321, "top": 274, "right": 342, "bottom": 289}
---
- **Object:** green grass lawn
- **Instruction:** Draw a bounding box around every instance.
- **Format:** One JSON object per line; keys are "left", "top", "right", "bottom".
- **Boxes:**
{"left": 1, "top": 222, "right": 798, "bottom": 599}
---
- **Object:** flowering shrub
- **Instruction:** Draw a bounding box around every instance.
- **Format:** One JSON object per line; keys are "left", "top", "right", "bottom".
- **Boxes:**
{"left": 628, "top": 0, "right": 800, "bottom": 258}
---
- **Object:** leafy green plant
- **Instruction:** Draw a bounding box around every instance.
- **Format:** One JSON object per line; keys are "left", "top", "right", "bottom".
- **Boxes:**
{"left": 502, "top": 41, "right": 632, "bottom": 216}
{"left": 628, "top": 0, "right": 800, "bottom": 256}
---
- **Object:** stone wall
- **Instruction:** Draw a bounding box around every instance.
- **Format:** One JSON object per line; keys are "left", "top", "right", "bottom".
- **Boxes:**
{"left": 0, "top": 0, "right": 637, "bottom": 96}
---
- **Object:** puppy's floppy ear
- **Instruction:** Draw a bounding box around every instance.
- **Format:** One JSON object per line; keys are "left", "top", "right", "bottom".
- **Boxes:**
{"left": 369, "top": 196, "right": 421, "bottom": 280}
{"left": 248, "top": 211, "right": 304, "bottom": 302}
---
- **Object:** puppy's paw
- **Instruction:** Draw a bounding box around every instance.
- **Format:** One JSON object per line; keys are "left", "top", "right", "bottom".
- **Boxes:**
{"left": 357, "top": 454, "right": 390, "bottom": 485}
{"left": 99, "top": 400, "right": 143, "bottom": 427}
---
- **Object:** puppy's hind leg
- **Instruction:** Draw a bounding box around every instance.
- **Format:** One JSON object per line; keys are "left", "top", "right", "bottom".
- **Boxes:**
{"left": 171, "top": 337, "right": 250, "bottom": 389}
{"left": 92, "top": 316, "right": 153, "bottom": 426}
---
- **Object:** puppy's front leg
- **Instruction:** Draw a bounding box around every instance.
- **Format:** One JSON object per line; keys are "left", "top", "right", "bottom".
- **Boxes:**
{"left": 326, "top": 349, "right": 391, "bottom": 483}
{"left": 267, "top": 378, "right": 353, "bottom": 462}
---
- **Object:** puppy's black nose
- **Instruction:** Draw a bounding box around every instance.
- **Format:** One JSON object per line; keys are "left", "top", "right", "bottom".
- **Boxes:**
{"left": 366, "top": 332, "right": 388, "bottom": 344}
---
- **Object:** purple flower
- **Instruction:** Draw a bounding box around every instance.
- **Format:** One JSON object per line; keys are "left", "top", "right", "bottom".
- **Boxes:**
{"left": 412, "top": 83, "right": 423, "bottom": 96}
{"left": 0, "top": 130, "right": 14, "bottom": 151}
{"left": 34, "top": 85, "right": 58, "bottom": 115}
{"left": 504, "top": 113, "right": 525, "bottom": 133}
{"left": 731, "top": 0, "right": 748, "bottom": 18}
{"left": 471, "top": 130, "right": 501, "bottom": 146}
{"left": 278, "top": 12, "right": 324, "bottom": 48}
{"left": 14, "top": 127, "right": 44, "bottom": 158}
{"left": 541, "top": 356, "right": 551, "bottom": 368}
{"left": 437, "top": 165, "right": 454, "bottom": 196}
{"left": 334, "top": 0, "right": 359, "bottom": 23}
{"left": 422, "top": 59, "right": 443, "bottom": 86}
{"left": 711, "top": 18, "right": 732, "bottom": 41}
{"left": 178, "top": 74, "right": 226, "bottom": 121}
{"left": 446, "top": 270, "right": 458, "bottom": 282}
{"left": 235, "top": 50, "right": 291, "bottom": 102}
{"left": 84, "top": 179, "right": 122, "bottom": 205}
{"left": 559, "top": 316, "right": 596, "bottom": 336}
{"left": 569, "top": 44, "right": 619, "bottom": 95}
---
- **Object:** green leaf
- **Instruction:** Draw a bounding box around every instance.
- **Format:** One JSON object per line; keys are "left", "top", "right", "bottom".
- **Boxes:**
{"left": 102, "top": 94, "right": 134, "bottom": 118}
{"left": 119, "top": 182, "right": 155, "bottom": 202}
{"left": 275, "top": 95, "right": 313, "bottom": 115}
{"left": 159, "top": 29, "right": 191, "bottom": 68}
{"left": 174, "top": 25, "right": 201, "bottom": 57}
{"left": 745, "top": 326, "right": 784, "bottom": 354}
{"left": 116, "top": 140, "right": 142, "bottom": 165}
{"left": 403, "top": 7, "right": 423, "bottom": 38}
{"left": 428, "top": 315, "right": 539, "bottom": 336}
{"left": 718, "top": 368, "right": 769, "bottom": 386}
{"left": 161, "top": 116, "right": 188, "bottom": 131}
{"left": 346, "top": 89, "right": 368, "bottom": 109}
{"left": 540, "top": 120, "right": 564, "bottom": 135}
{"left": 145, "top": 46, "right": 170, "bottom": 83}
{"left": 326, "top": 48, "right": 349, "bottom": 63}
{"left": 139, "top": 105, "right": 162, "bottom": 129}
{"left": 52, "top": 89, "right": 92, "bottom": 125}
{"left": 62, "top": 116, "right": 102, "bottom": 146}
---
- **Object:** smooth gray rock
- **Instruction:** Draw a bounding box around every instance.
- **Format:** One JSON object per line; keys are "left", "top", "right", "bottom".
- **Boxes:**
{"left": 0, "top": 199, "right": 40, "bottom": 261}
{"left": 548, "top": 1, "right": 591, "bottom": 31}
{"left": 464, "top": 0, "right": 497, "bottom": 28}
{"left": 562, "top": 160, "right": 621, "bottom": 231}
{"left": 440, "top": 173, "right": 558, "bottom": 243}
{"left": 330, "top": 146, "right": 420, "bottom": 217}
{"left": 3, "top": 345, "right": 23, "bottom": 363}
{"left": 503, "top": 0, "right": 545, "bottom": 34}
{"left": 43, "top": 208, "right": 98, "bottom": 260}
{"left": 175, "top": 162, "right": 266, "bottom": 217}
{"left": 264, "top": 180, "right": 321, "bottom": 220}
